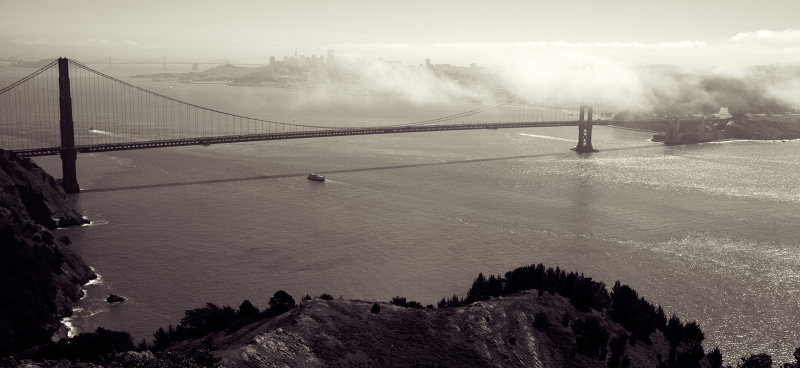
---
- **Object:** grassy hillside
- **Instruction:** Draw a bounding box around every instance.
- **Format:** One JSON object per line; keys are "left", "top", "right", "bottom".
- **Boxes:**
{"left": 170, "top": 291, "right": 689, "bottom": 368}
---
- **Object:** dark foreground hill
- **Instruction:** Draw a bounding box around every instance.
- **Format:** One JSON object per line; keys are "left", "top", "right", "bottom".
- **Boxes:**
{"left": 167, "top": 292, "right": 690, "bottom": 368}
{"left": 0, "top": 150, "right": 95, "bottom": 355}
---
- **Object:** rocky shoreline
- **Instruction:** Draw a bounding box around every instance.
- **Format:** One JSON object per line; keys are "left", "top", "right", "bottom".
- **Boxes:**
{"left": 0, "top": 150, "right": 96, "bottom": 355}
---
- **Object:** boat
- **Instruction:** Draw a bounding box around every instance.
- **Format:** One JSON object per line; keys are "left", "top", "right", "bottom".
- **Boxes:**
{"left": 307, "top": 172, "right": 325, "bottom": 181}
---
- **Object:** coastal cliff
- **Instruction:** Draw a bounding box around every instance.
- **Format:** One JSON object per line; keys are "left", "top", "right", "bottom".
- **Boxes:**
{"left": 725, "top": 116, "right": 800, "bottom": 140}
{"left": 0, "top": 150, "right": 95, "bottom": 355}
{"left": 611, "top": 115, "right": 800, "bottom": 141}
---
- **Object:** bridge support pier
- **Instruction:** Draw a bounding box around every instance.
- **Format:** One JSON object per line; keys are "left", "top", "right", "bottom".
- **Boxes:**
{"left": 59, "top": 149, "right": 79, "bottom": 193}
{"left": 571, "top": 104, "right": 598, "bottom": 153}
{"left": 58, "top": 58, "right": 80, "bottom": 193}
{"left": 665, "top": 120, "right": 681, "bottom": 144}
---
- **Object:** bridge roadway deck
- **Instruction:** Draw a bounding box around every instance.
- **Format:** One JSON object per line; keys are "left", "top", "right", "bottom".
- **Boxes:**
{"left": 9, "top": 119, "right": 703, "bottom": 157}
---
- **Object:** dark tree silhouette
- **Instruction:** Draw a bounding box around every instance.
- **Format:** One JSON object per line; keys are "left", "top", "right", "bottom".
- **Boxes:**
{"left": 266, "top": 290, "right": 296, "bottom": 317}
{"left": 739, "top": 353, "right": 772, "bottom": 368}
{"left": 237, "top": 299, "right": 260, "bottom": 320}
{"left": 572, "top": 316, "right": 609, "bottom": 358}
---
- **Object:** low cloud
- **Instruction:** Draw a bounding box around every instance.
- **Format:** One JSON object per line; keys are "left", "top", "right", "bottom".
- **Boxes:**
{"left": 549, "top": 41, "right": 706, "bottom": 49}
{"left": 731, "top": 29, "right": 800, "bottom": 43}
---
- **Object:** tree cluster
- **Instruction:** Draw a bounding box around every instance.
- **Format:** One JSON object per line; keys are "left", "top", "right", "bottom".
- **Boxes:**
{"left": 438, "top": 264, "right": 611, "bottom": 312}
{"left": 149, "top": 290, "right": 296, "bottom": 351}
{"left": 608, "top": 281, "right": 668, "bottom": 343}
{"left": 571, "top": 316, "right": 610, "bottom": 359}
{"left": 435, "top": 264, "right": 714, "bottom": 367}
{"left": 390, "top": 296, "right": 425, "bottom": 309}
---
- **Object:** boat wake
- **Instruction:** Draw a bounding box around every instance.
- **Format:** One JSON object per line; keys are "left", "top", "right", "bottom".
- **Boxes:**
{"left": 88, "top": 129, "right": 116, "bottom": 136}
{"left": 519, "top": 133, "right": 576, "bottom": 142}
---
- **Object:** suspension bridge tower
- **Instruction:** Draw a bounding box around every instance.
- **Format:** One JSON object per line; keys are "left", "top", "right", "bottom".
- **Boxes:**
{"left": 571, "top": 104, "right": 598, "bottom": 153}
{"left": 571, "top": 61, "right": 598, "bottom": 153}
{"left": 57, "top": 58, "right": 80, "bottom": 193}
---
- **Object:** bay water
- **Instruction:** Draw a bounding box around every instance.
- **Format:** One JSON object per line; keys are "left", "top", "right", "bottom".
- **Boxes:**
{"left": 4, "top": 65, "right": 799, "bottom": 363}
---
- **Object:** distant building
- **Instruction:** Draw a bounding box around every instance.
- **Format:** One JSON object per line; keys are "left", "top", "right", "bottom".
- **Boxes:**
{"left": 425, "top": 58, "right": 430, "bottom": 68}
{"left": 269, "top": 56, "right": 275, "bottom": 66}
{"left": 713, "top": 107, "right": 732, "bottom": 119}
{"left": 327, "top": 49, "right": 335, "bottom": 65}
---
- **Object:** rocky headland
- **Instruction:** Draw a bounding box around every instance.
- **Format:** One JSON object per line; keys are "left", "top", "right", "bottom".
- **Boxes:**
{"left": 610, "top": 115, "right": 800, "bottom": 141}
{"left": 0, "top": 150, "right": 95, "bottom": 355}
{"left": 725, "top": 116, "right": 800, "bottom": 140}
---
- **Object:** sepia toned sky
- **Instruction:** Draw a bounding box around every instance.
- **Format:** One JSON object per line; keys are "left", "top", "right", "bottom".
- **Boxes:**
{"left": 2, "top": 0, "right": 799, "bottom": 67}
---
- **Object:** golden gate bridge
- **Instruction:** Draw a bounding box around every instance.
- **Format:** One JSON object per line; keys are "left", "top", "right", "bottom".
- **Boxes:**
{"left": 0, "top": 58, "right": 708, "bottom": 194}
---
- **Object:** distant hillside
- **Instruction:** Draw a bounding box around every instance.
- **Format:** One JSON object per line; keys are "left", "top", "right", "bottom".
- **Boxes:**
{"left": 726, "top": 116, "right": 800, "bottom": 140}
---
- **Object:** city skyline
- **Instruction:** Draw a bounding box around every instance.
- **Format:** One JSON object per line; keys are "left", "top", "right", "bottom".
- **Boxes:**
{"left": 1, "top": 0, "right": 799, "bottom": 68}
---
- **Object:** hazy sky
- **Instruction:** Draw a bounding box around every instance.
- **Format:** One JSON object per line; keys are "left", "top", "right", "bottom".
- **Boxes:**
{"left": 2, "top": 0, "right": 799, "bottom": 67}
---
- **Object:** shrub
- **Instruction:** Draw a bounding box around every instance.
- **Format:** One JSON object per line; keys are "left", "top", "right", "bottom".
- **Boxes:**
{"left": 533, "top": 311, "right": 550, "bottom": 331}
{"left": 237, "top": 300, "right": 259, "bottom": 320}
{"left": 390, "top": 296, "right": 424, "bottom": 309}
{"left": 405, "top": 300, "right": 424, "bottom": 309}
{"left": 665, "top": 314, "right": 684, "bottom": 346}
{"left": 263, "top": 290, "right": 296, "bottom": 318}
{"left": 371, "top": 303, "right": 381, "bottom": 314}
{"left": 739, "top": 353, "right": 772, "bottom": 368}
{"left": 572, "top": 316, "right": 610, "bottom": 359}
{"left": 319, "top": 293, "right": 334, "bottom": 300}
{"left": 181, "top": 303, "right": 237, "bottom": 338}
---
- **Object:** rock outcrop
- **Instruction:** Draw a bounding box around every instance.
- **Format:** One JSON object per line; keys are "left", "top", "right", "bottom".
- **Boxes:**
{"left": 0, "top": 150, "right": 95, "bottom": 355}
{"left": 0, "top": 150, "right": 87, "bottom": 229}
